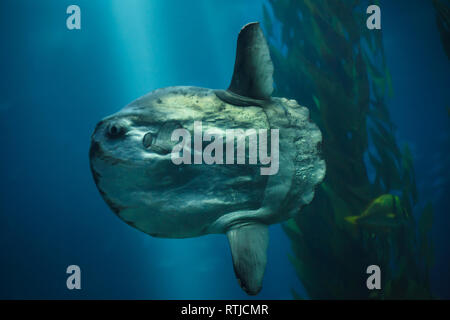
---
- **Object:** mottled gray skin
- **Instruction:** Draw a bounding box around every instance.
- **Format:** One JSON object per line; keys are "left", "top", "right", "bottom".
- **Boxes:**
{"left": 89, "top": 22, "right": 325, "bottom": 295}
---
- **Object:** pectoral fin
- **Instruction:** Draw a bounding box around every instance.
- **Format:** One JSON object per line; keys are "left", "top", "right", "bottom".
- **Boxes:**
{"left": 226, "top": 223, "right": 269, "bottom": 295}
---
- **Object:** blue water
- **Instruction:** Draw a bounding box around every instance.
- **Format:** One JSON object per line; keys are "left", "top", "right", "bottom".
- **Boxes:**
{"left": 0, "top": 0, "right": 449, "bottom": 299}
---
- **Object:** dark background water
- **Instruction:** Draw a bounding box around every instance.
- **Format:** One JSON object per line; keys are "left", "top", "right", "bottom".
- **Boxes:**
{"left": 0, "top": 0, "right": 448, "bottom": 299}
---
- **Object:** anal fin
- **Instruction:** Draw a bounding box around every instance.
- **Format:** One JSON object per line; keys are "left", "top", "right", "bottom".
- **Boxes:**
{"left": 226, "top": 223, "right": 269, "bottom": 295}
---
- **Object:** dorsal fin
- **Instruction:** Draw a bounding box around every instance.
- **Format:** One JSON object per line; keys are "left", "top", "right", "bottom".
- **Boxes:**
{"left": 227, "top": 22, "right": 274, "bottom": 100}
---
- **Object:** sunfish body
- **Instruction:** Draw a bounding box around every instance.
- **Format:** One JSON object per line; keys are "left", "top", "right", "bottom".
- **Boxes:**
{"left": 89, "top": 22, "right": 325, "bottom": 295}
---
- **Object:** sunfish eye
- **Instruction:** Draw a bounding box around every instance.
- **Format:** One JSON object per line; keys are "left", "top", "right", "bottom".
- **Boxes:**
{"left": 106, "top": 122, "right": 125, "bottom": 138}
{"left": 143, "top": 132, "right": 153, "bottom": 148}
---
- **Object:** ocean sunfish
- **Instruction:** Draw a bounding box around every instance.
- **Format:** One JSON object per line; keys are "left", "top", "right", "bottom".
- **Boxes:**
{"left": 89, "top": 22, "right": 325, "bottom": 295}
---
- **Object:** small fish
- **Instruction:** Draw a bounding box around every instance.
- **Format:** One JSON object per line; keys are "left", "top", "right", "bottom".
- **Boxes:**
{"left": 345, "top": 194, "right": 405, "bottom": 232}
